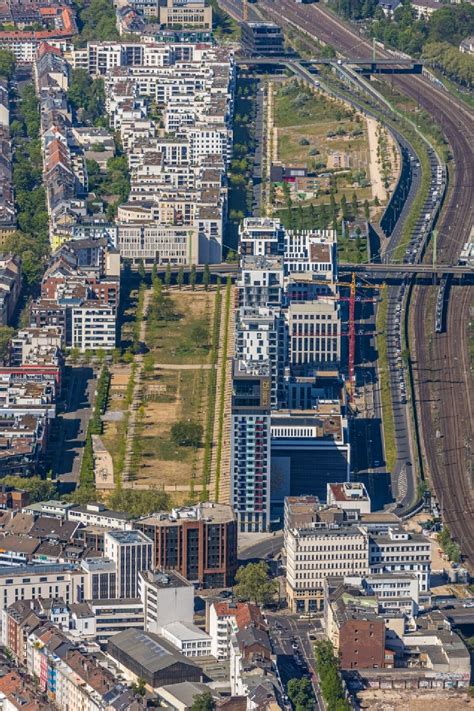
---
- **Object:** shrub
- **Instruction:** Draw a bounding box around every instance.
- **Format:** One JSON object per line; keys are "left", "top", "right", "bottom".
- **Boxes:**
{"left": 170, "top": 421, "right": 203, "bottom": 448}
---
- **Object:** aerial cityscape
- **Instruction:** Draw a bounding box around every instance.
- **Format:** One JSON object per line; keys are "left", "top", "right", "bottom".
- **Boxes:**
{"left": 0, "top": 0, "right": 470, "bottom": 708}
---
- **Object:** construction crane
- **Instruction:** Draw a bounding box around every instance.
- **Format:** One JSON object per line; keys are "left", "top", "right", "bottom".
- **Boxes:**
{"left": 243, "top": 0, "right": 248, "bottom": 22}
{"left": 288, "top": 273, "right": 384, "bottom": 404}
{"left": 340, "top": 272, "right": 385, "bottom": 405}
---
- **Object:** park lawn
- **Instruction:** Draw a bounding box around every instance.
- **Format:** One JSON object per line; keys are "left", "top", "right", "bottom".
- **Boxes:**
{"left": 278, "top": 121, "right": 369, "bottom": 166}
{"left": 132, "top": 366, "right": 209, "bottom": 489}
{"left": 274, "top": 81, "right": 353, "bottom": 127}
{"left": 146, "top": 289, "right": 214, "bottom": 365}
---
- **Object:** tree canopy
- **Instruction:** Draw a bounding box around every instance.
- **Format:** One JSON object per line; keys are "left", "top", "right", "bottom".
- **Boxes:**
{"left": 76, "top": 0, "right": 119, "bottom": 44}
{"left": 67, "top": 69, "right": 105, "bottom": 124}
{"left": 0, "top": 50, "right": 15, "bottom": 79}
{"left": 0, "top": 326, "right": 14, "bottom": 362}
{"left": 190, "top": 692, "right": 216, "bottom": 711}
{"left": 314, "top": 641, "right": 350, "bottom": 711}
{"left": 234, "top": 561, "right": 278, "bottom": 606}
{"left": 287, "top": 677, "right": 315, "bottom": 711}
{"left": 1, "top": 476, "right": 57, "bottom": 502}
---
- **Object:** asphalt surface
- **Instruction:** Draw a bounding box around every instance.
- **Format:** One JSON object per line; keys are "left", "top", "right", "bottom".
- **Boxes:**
{"left": 252, "top": 81, "right": 265, "bottom": 216}
{"left": 238, "top": 533, "right": 284, "bottom": 561}
{"left": 267, "top": 613, "right": 325, "bottom": 709}
{"left": 48, "top": 366, "right": 96, "bottom": 489}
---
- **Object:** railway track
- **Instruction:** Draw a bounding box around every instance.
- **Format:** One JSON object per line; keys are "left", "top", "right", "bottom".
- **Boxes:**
{"left": 257, "top": 0, "right": 474, "bottom": 560}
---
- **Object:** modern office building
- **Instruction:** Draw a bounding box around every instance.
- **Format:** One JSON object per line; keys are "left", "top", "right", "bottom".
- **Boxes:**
{"left": 285, "top": 512, "right": 432, "bottom": 613}
{"left": 134, "top": 503, "right": 237, "bottom": 587}
{"left": 138, "top": 569, "right": 194, "bottom": 635}
{"left": 104, "top": 530, "right": 153, "bottom": 599}
{"left": 231, "top": 360, "right": 272, "bottom": 532}
{"left": 241, "top": 22, "right": 285, "bottom": 56}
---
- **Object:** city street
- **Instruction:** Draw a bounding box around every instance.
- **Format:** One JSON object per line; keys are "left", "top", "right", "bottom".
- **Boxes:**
{"left": 267, "top": 612, "right": 325, "bottom": 709}
{"left": 48, "top": 365, "right": 96, "bottom": 489}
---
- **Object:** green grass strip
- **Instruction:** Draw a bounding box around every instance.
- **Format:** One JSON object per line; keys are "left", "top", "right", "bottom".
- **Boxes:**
{"left": 201, "top": 287, "right": 222, "bottom": 498}
{"left": 214, "top": 280, "right": 232, "bottom": 501}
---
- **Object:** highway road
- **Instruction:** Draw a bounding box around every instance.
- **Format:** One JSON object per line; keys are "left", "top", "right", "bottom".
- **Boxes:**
{"left": 255, "top": 0, "right": 474, "bottom": 563}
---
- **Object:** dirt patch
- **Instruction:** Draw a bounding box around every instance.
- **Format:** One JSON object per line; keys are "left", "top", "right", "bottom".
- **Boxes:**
{"left": 357, "top": 688, "right": 472, "bottom": 710}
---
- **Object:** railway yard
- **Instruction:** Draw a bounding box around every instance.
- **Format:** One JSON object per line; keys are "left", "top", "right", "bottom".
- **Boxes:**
{"left": 223, "top": 0, "right": 474, "bottom": 563}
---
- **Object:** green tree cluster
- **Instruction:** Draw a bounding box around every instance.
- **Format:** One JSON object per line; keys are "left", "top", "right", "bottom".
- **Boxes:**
{"left": 170, "top": 421, "right": 203, "bottom": 448}
{"left": 76, "top": 0, "right": 119, "bottom": 44}
{"left": 79, "top": 367, "right": 110, "bottom": 490}
{"left": 438, "top": 526, "right": 462, "bottom": 564}
{"left": 107, "top": 487, "right": 171, "bottom": 517}
{"left": 234, "top": 561, "right": 278, "bottom": 607}
{"left": 328, "top": 0, "right": 379, "bottom": 20}
{"left": 370, "top": 2, "right": 474, "bottom": 59}
{"left": 0, "top": 326, "right": 14, "bottom": 362}
{"left": 0, "top": 50, "right": 15, "bottom": 79}
{"left": 314, "top": 641, "right": 350, "bottom": 711}
{"left": 287, "top": 677, "right": 314, "bottom": 711}
{"left": 190, "top": 692, "right": 215, "bottom": 711}
{"left": 1, "top": 476, "right": 57, "bottom": 502}
{"left": 9, "top": 86, "right": 49, "bottom": 288}
{"left": 423, "top": 41, "right": 474, "bottom": 87}
{"left": 67, "top": 69, "right": 106, "bottom": 123}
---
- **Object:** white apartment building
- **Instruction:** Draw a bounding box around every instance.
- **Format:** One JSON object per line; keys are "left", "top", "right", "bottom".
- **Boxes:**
{"left": 90, "top": 598, "right": 145, "bottom": 641}
{"left": 161, "top": 621, "right": 212, "bottom": 657}
{"left": 287, "top": 298, "right": 341, "bottom": 367}
{"left": 68, "top": 503, "right": 134, "bottom": 530}
{"left": 104, "top": 530, "right": 153, "bottom": 599}
{"left": 368, "top": 526, "right": 431, "bottom": 594}
{"left": 239, "top": 257, "right": 284, "bottom": 308}
{"left": 284, "top": 230, "right": 337, "bottom": 280}
{"left": 235, "top": 307, "right": 282, "bottom": 408}
{"left": 208, "top": 600, "right": 265, "bottom": 660}
{"left": 327, "top": 482, "right": 371, "bottom": 514}
{"left": 0, "top": 565, "right": 83, "bottom": 629}
{"left": 238, "top": 217, "right": 285, "bottom": 257}
{"left": 285, "top": 525, "right": 369, "bottom": 613}
{"left": 71, "top": 304, "right": 116, "bottom": 351}
{"left": 118, "top": 223, "right": 199, "bottom": 266}
{"left": 286, "top": 520, "right": 432, "bottom": 613}
{"left": 138, "top": 570, "right": 194, "bottom": 635}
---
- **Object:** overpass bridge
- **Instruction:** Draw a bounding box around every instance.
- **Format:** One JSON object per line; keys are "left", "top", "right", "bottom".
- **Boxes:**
{"left": 152, "top": 262, "right": 472, "bottom": 278}
{"left": 236, "top": 55, "right": 423, "bottom": 74}
{"left": 338, "top": 263, "right": 473, "bottom": 276}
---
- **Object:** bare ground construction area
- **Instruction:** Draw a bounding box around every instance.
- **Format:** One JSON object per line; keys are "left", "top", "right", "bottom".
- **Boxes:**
{"left": 357, "top": 688, "right": 473, "bottom": 710}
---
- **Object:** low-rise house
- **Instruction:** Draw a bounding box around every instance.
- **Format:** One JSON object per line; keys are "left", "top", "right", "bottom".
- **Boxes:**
{"left": 460, "top": 35, "right": 474, "bottom": 55}
{"left": 209, "top": 601, "right": 266, "bottom": 660}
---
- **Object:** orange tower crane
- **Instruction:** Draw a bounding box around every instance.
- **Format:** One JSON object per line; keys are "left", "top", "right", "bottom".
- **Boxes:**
{"left": 343, "top": 272, "right": 386, "bottom": 403}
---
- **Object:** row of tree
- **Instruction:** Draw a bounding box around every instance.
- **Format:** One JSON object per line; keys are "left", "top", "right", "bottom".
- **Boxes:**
{"left": 314, "top": 641, "right": 351, "bottom": 711}
{"left": 370, "top": 3, "right": 474, "bottom": 66}
{"left": 79, "top": 367, "right": 111, "bottom": 489}
{"left": 422, "top": 41, "right": 474, "bottom": 88}
{"left": 9, "top": 85, "right": 50, "bottom": 288}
